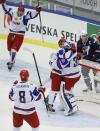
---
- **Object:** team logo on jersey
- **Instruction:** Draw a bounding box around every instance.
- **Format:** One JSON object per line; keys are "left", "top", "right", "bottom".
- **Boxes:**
{"left": 13, "top": 17, "right": 20, "bottom": 25}
{"left": 15, "top": 17, "right": 19, "bottom": 21}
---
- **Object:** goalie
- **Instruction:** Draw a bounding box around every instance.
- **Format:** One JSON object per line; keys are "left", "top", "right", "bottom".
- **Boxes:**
{"left": 47, "top": 37, "right": 81, "bottom": 116}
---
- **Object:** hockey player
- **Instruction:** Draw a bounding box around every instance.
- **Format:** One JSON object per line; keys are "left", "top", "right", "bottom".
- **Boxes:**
{"left": 1, "top": 0, "right": 41, "bottom": 70}
{"left": 93, "top": 34, "right": 100, "bottom": 63}
{"left": 77, "top": 30, "right": 98, "bottom": 92}
{"left": 47, "top": 37, "right": 81, "bottom": 116}
{"left": 93, "top": 34, "right": 100, "bottom": 93}
{"left": 9, "top": 69, "right": 45, "bottom": 131}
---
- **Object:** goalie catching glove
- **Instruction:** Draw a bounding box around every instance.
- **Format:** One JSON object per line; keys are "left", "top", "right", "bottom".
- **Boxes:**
{"left": 0, "top": 0, "right": 6, "bottom": 4}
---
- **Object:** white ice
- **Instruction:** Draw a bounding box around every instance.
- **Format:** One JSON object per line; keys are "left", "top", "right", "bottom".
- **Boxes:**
{"left": 0, "top": 40, "right": 100, "bottom": 131}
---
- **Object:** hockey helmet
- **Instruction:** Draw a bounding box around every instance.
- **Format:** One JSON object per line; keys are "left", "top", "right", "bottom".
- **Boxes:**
{"left": 58, "top": 37, "right": 66, "bottom": 48}
{"left": 58, "top": 37, "right": 66, "bottom": 46}
{"left": 18, "top": 5, "right": 25, "bottom": 12}
{"left": 80, "top": 30, "right": 87, "bottom": 36}
{"left": 80, "top": 30, "right": 88, "bottom": 37}
{"left": 20, "top": 69, "right": 29, "bottom": 81}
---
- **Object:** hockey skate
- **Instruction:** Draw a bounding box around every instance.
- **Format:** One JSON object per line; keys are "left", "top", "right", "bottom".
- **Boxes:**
{"left": 82, "top": 88, "right": 92, "bottom": 93}
{"left": 47, "top": 104, "right": 55, "bottom": 113}
{"left": 7, "top": 62, "right": 14, "bottom": 70}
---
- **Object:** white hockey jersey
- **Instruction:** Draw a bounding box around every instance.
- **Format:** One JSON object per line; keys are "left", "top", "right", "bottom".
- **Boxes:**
{"left": 49, "top": 47, "right": 81, "bottom": 78}
{"left": 9, "top": 81, "right": 41, "bottom": 115}
{"left": 2, "top": 3, "right": 38, "bottom": 35}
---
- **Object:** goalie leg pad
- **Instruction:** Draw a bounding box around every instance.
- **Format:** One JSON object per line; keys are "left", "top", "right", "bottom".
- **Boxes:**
{"left": 60, "top": 84, "right": 78, "bottom": 115}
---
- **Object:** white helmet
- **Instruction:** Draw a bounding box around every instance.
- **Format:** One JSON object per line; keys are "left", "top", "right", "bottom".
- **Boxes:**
{"left": 80, "top": 30, "right": 87, "bottom": 36}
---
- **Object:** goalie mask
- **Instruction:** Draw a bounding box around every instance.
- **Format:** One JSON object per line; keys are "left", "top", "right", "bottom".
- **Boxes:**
{"left": 20, "top": 69, "right": 29, "bottom": 81}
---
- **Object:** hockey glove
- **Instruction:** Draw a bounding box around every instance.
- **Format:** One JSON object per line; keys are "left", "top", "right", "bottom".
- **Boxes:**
{"left": 71, "top": 43, "right": 76, "bottom": 53}
{"left": 92, "top": 54, "right": 96, "bottom": 61}
{"left": 13, "top": 80, "right": 18, "bottom": 86}
{"left": 77, "top": 52, "right": 82, "bottom": 60}
{"left": 38, "top": 86, "right": 45, "bottom": 94}
{"left": 0, "top": 0, "right": 6, "bottom": 4}
{"left": 35, "top": 5, "right": 42, "bottom": 13}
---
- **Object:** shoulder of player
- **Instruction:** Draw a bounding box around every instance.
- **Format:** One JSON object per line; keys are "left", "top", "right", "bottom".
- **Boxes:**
{"left": 28, "top": 83, "right": 39, "bottom": 89}
{"left": 88, "top": 37, "right": 96, "bottom": 44}
{"left": 77, "top": 39, "right": 82, "bottom": 45}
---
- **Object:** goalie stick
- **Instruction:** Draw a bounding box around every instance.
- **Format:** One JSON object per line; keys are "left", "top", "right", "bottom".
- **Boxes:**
{"left": 24, "top": 47, "right": 49, "bottom": 113}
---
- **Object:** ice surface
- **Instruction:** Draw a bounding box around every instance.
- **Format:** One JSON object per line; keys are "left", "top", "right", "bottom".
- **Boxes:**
{"left": 0, "top": 40, "right": 100, "bottom": 131}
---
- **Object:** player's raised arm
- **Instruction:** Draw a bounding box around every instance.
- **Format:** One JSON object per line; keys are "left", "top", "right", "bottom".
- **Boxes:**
{"left": 2, "top": 1, "right": 13, "bottom": 18}
{"left": 25, "top": 5, "right": 41, "bottom": 20}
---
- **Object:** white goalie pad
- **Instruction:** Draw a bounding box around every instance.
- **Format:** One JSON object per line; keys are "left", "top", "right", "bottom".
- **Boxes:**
{"left": 59, "top": 84, "right": 77, "bottom": 113}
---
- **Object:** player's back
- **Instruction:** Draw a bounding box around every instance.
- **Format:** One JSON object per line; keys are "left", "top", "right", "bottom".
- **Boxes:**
{"left": 13, "top": 82, "right": 34, "bottom": 102}
{"left": 10, "top": 81, "right": 41, "bottom": 115}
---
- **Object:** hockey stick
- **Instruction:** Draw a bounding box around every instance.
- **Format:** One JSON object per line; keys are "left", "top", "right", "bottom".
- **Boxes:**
{"left": 32, "top": 53, "right": 49, "bottom": 114}
{"left": 79, "top": 59, "right": 100, "bottom": 72}
{"left": 24, "top": 47, "right": 49, "bottom": 113}
{"left": 36, "top": 0, "right": 44, "bottom": 42}
{"left": 31, "top": 77, "right": 51, "bottom": 87}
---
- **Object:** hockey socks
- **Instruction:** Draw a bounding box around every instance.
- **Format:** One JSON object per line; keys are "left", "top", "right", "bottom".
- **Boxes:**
{"left": 11, "top": 49, "right": 16, "bottom": 64}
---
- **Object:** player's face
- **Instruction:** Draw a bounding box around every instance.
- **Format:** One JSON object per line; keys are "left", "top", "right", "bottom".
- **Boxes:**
{"left": 59, "top": 41, "right": 65, "bottom": 48}
{"left": 18, "top": 11, "right": 24, "bottom": 17}
{"left": 81, "top": 34, "right": 88, "bottom": 43}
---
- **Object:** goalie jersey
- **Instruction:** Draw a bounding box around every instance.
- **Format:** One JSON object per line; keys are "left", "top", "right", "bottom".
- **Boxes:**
{"left": 9, "top": 81, "right": 41, "bottom": 115}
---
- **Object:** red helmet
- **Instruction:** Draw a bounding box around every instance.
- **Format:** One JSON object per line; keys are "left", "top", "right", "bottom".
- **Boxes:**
{"left": 18, "top": 5, "right": 25, "bottom": 12}
{"left": 58, "top": 37, "right": 66, "bottom": 45}
{"left": 20, "top": 70, "right": 29, "bottom": 81}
